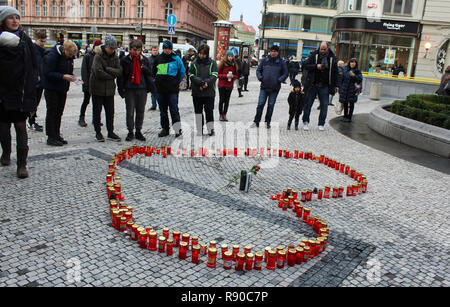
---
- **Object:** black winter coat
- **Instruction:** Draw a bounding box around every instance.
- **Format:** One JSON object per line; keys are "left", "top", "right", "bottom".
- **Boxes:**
{"left": 288, "top": 61, "right": 300, "bottom": 75}
{"left": 339, "top": 67, "right": 363, "bottom": 104}
{"left": 189, "top": 57, "right": 218, "bottom": 98}
{"left": 241, "top": 60, "right": 250, "bottom": 76}
{"left": 81, "top": 50, "right": 95, "bottom": 92}
{"left": 302, "top": 48, "right": 338, "bottom": 94}
{"left": 0, "top": 30, "right": 38, "bottom": 113}
{"left": 287, "top": 91, "right": 305, "bottom": 116}
{"left": 42, "top": 45, "right": 74, "bottom": 93}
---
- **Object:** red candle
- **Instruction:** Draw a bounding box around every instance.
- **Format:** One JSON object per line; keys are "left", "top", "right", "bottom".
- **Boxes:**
{"left": 306, "top": 190, "right": 312, "bottom": 202}
{"left": 303, "top": 246, "right": 311, "bottom": 262}
{"left": 293, "top": 200, "right": 300, "bottom": 213}
{"left": 207, "top": 248, "right": 217, "bottom": 268}
{"left": 277, "top": 250, "right": 286, "bottom": 268}
{"left": 254, "top": 252, "right": 263, "bottom": 270}
{"left": 332, "top": 187, "right": 338, "bottom": 198}
{"left": 162, "top": 228, "right": 170, "bottom": 240}
{"left": 158, "top": 236, "right": 166, "bottom": 253}
{"left": 301, "top": 191, "right": 307, "bottom": 203}
{"left": 350, "top": 169, "right": 356, "bottom": 178}
{"left": 244, "top": 246, "right": 252, "bottom": 255}
{"left": 119, "top": 217, "right": 127, "bottom": 232}
{"left": 296, "top": 205, "right": 303, "bottom": 218}
{"left": 166, "top": 239, "right": 174, "bottom": 256}
{"left": 232, "top": 245, "right": 239, "bottom": 261}
{"left": 287, "top": 249, "right": 297, "bottom": 266}
{"left": 182, "top": 233, "right": 190, "bottom": 248}
{"left": 172, "top": 231, "right": 181, "bottom": 247}
{"left": 318, "top": 189, "right": 323, "bottom": 199}
{"left": 221, "top": 244, "right": 228, "bottom": 259}
{"left": 299, "top": 151, "right": 304, "bottom": 159}
{"left": 302, "top": 208, "right": 311, "bottom": 223}
{"left": 346, "top": 185, "right": 352, "bottom": 197}
{"left": 338, "top": 186, "right": 344, "bottom": 198}
{"left": 296, "top": 247, "right": 304, "bottom": 264}
{"left": 191, "top": 236, "right": 199, "bottom": 250}
{"left": 191, "top": 245, "right": 200, "bottom": 264}
{"left": 245, "top": 253, "right": 254, "bottom": 271}
{"left": 148, "top": 231, "right": 157, "bottom": 251}
{"left": 131, "top": 224, "right": 139, "bottom": 241}
{"left": 308, "top": 215, "right": 315, "bottom": 227}
{"left": 223, "top": 251, "right": 233, "bottom": 270}
{"left": 266, "top": 250, "right": 276, "bottom": 270}
{"left": 324, "top": 186, "right": 330, "bottom": 198}
{"left": 264, "top": 247, "right": 271, "bottom": 263}
{"left": 179, "top": 242, "right": 188, "bottom": 259}
{"left": 235, "top": 253, "right": 245, "bottom": 271}
{"left": 138, "top": 231, "right": 147, "bottom": 249}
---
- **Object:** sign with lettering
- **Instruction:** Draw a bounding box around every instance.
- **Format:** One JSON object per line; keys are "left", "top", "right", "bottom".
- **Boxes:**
{"left": 335, "top": 17, "right": 419, "bottom": 35}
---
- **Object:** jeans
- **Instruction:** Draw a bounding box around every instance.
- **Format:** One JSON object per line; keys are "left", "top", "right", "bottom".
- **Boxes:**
{"left": 92, "top": 95, "right": 115, "bottom": 134}
{"left": 158, "top": 93, "right": 181, "bottom": 132}
{"left": 44, "top": 89, "right": 67, "bottom": 139}
{"left": 151, "top": 93, "right": 158, "bottom": 108}
{"left": 253, "top": 89, "right": 279, "bottom": 124}
{"left": 125, "top": 89, "right": 147, "bottom": 132}
{"left": 302, "top": 86, "right": 329, "bottom": 126}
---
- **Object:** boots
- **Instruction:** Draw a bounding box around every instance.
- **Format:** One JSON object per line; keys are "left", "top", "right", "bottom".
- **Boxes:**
{"left": 238, "top": 88, "right": 243, "bottom": 97}
{"left": 0, "top": 127, "right": 11, "bottom": 166}
{"left": 78, "top": 115, "right": 88, "bottom": 127}
{"left": 16, "top": 147, "right": 29, "bottom": 179}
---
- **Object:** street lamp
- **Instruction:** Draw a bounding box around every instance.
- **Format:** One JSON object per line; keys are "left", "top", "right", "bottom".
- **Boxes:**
{"left": 259, "top": 0, "right": 268, "bottom": 53}
{"left": 424, "top": 42, "right": 431, "bottom": 58}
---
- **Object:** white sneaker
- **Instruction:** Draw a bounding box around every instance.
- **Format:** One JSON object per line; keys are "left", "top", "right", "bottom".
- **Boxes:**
{"left": 318, "top": 125, "right": 325, "bottom": 131}
{"left": 303, "top": 123, "right": 310, "bottom": 131}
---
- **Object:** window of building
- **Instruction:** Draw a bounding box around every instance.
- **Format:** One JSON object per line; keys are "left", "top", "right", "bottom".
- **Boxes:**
{"left": 98, "top": 0, "right": 104, "bottom": 17}
{"left": 119, "top": 0, "right": 125, "bottom": 18}
{"left": 60, "top": 1, "right": 65, "bottom": 17}
{"left": 305, "top": 0, "right": 337, "bottom": 9}
{"left": 109, "top": 0, "right": 115, "bottom": 18}
{"left": 302, "top": 15, "right": 331, "bottom": 33}
{"left": 20, "top": 0, "right": 25, "bottom": 15}
{"left": 35, "top": 0, "right": 40, "bottom": 16}
{"left": 165, "top": 2, "right": 173, "bottom": 20}
{"left": 137, "top": 0, "right": 143, "bottom": 18}
{"left": 42, "top": 1, "right": 48, "bottom": 16}
{"left": 69, "top": 1, "right": 76, "bottom": 17}
{"left": 383, "top": 0, "right": 413, "bottom": 15}
{"left": 52, "top": 0, "right": 57, "bottom": 16}
{"left": 89, "top": 0, "right": 94, "bottom": 17}
{"left": 345, "top": 0, "right": 362, "bottom": 11}
{"left": 79, "top": 0, "right": 84, "bottom": 17}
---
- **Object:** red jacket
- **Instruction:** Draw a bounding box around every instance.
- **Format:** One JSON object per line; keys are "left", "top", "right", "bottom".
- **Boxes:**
{"left": 218, "top": 63, "right": 238, "bottom": 88}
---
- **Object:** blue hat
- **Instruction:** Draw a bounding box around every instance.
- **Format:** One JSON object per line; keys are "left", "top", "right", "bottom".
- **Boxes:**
{"left": 163, "top": 40, "right": 173, "bottom": 50}
{"left": 226, "top": 50, "right": 233, "bottom": 57}
{"left": 292, "top": 79, "right": 301, "bottom": 88}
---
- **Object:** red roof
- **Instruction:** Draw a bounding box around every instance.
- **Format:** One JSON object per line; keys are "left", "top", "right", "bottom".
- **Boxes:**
{"left": 231, "top": 21, "right": 256, "bottom": 34}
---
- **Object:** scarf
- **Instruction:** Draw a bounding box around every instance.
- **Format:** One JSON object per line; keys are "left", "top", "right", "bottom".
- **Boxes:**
{"left": 131, "top": 54, "right": 141, "bottom": 85}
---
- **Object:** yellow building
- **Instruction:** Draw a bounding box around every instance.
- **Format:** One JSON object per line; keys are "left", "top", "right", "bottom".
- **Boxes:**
{"left": 217, "top": 0, "right": 232, "bottom": 21}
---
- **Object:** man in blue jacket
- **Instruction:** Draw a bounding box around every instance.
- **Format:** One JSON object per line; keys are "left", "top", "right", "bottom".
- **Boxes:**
{"left": 152, "top": 40, "right": 185, "bottom": 137}
{"left": 251, "top": 45, "right": 288, "bottom": 128}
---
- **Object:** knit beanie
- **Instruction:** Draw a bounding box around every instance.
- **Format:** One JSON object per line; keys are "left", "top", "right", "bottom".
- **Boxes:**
{"left": 0, "top": 6, "right": 21, "bottom": 24}
{"left": 226, "top": 50, "right": 233, "bottom": 57}
{"left": 163, "top": 40, "right": 173, "bottom": 50}
{"left": 104, "top": 34, "right": 117, "bottom": 48}
{"left": 292, "top": 79, "right": 301, "bottom": 89}
{"left": 93, "top": 40, "right": 102, "bottom": 47}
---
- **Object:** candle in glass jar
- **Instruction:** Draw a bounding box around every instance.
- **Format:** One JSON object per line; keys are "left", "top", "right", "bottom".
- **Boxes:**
{"left": 182, "top": 233, "right": 190, "bottom": 247}
{"left": 244, "top": 246, "right": 252, "bottom": 255}
{"left": 254, "top": 252, "right": 263, "bottom": 270}
{"left": 245, "top": 253, "right": 254, "bottom": 271}
{"left": 223, "top": 251, "right": 233, "bottom": 270}
{"left": 264, "top": 247, "right": 271, "bottom": 263}
{"left": 148, "top": 231, "right": 157, "bottom": 251}
{"left": 166, "top": 238, "right": 174, "bottom": 256}
{"left": 126, "top": 221, "right": 134, "bottom": 236}
{"left": 119, "top": 217, "right": 127, "bottom": 232}
{"left": 179, "top": 242, "right": 188, "bottom": 259}
{"left": 172, "top": 231, "right": 181, "bottom": 247}
{"left": 308, "top": 216, "right": 315, "bottom": 227}
{"left": 162, "top": 228, "right": 170, "bottom": 239}
{"left": 131, "top": 224, "right": 139, "bottom": 241}
{"left": 287, "top": 249, "right": 297, "bottom": 266}
{"left": 207, "top": 248, "right": 218, "bottom": 268}
{"left": 191, "top": 236, "right": 199, "bottom": 250}
{"left": 306, "top": 190, "right": 312, "bottom": 202}
{"left": 191, "top": 245, "right": 200, "bottom": 264}
{"left": 209, "top": 241, "right": 217, "bottom": 249}
{"left": 296, "top": 247, "right": 304, "bottom": 264}
{"left": 303, "top": 208, "right": 311, "bottom": 223}
{"left": 138, "top": 231, "right": 147, "bottom": 249}
{"left": 303, "top": 246, "right": 311, "bottom": 262}
{"left": 158, "top": 236, "right": 166, "bottom": 253}
{"left": 221, "top": 244, "right": 228, "bottom": 259}
{"left": 235, "top": 253, "right": 245, "bottom": 271}
{"left": 265, "top": 251, "right": 278, "bottom": 270}
{"left": 232, "top": 245, "right": 240, "bottom": 261}
{"left": 277, "top": 250, "right": 286, "bottom": 268}
{"left": 200, "top": 244, "right": 207, "bottom": 256}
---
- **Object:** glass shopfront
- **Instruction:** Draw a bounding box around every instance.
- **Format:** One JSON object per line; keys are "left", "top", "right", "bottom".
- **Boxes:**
{"left": 267, "top": 39, "right": 298, "bottom": 59}
{"left": 334, "top": 17, "right": 419, "bottom": 77}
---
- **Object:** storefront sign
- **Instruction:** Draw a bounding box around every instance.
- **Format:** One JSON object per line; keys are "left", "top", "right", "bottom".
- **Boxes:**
{"left": 112, "top": 35, "right": 122, "bottom": 43}
{"left": 216, "top": 26, "right": 231, "bottom": 61}
{"left": 384, "top": 49, "right": 396, "bottom": 65}
{"left": 335, "top": 17, "right": 419, "bottom": 35}
{"left": 87, "top": 34, "right": 102, "bottom": 41}
{"left": 68, "top": 33, "right": 82, "bottom": 40}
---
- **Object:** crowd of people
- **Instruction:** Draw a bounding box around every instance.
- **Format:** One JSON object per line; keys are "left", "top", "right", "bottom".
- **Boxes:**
{"left": 0, "top": 6, "right": 366, "bottom": 180}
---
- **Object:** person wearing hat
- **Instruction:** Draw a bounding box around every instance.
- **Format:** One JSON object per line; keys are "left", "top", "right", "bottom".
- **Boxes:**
{"left": 89, "top": 34, "right": 122, "bottom": 142}
{"left": 217, "top": 50, "right": 238, "bottom": 122}
{"left": 287, "top": 79, "right": 305, "bottom": 131}
{"left": 0, "top": 6, "right": 38, "bottom": 178}
{"left": 79, "top": 39, "right": 102, "bottom": 127}
{"left": 152, "top": 40, "right": 185, "bottom": 137}
{"left": 251, "top": 45, "right": 288, "bottom": 129}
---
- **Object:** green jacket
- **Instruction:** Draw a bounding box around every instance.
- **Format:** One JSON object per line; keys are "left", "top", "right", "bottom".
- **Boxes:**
{"left": 89, "top": 46, "right": 122, "bottom": 96}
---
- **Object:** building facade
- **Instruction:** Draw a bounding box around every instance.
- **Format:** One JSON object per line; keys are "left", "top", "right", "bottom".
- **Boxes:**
{"left": 12, "top": 0, "right": 217, "bottom": 49}
{"left": 217, "top": 0, "right": 231, "bottom": 21}
{"left": 261, "top": 0, "right": 337, "bottom": 60}
{"left": 333, "top": 0, "right": 450, "bottom": 79}
{"left": 231, "top": 15, "right": 256, "bottom": 45}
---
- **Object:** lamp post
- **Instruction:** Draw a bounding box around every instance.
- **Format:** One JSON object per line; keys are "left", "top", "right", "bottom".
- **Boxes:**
{"left": 259, "top": 0, "right": 268, "bottom": 54}
{"left": 424, "top": 42, "right": 431, "bottom": 58}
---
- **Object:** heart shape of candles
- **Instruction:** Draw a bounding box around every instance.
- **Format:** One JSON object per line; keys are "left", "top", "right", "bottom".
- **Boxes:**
{"left": 106, "top": 145, "right": 368, "bottom": 271}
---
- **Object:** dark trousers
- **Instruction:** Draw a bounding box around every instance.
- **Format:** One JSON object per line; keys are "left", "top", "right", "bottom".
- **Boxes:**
{"left": 288, "top": 106, "right": 303, "bottom": 128}
{"left": 80, "top": 91, "right": 91, "bottom": 118}
{"left": 302, "top": 86, "right": 329, "bottom": 126}
{"left": 193, "top": 96, "right": 214, "bottom": 133}
{"left": 28, "top": 88, "right": 44, "bottom": 125}
{"left": 0, "top": 121, "right": 28, "bottom": 166}
{"left": 218, "top": 87, "right": 232, "bottom": 115}
{"left": 289, "top": 72, "right": 297, "bottom": 84}
{"left": 253, "top": 89, "right": 279, "bottom": 125}
{"left": 343, "top": 102, "right": 355, "bottom": 120}
{"left": 44, "top": 89, "right": 67, "bottom": 139}
{"left": 125, "top": 89, "right": 147, "bottom": 132}
{"left": 243, "top": 75, "right": 249, "bottom": 90}
{"left": 158, "top": 93, "right": 181, "bottom": 132}
{"left": 92, "top": 95, "right": 115, "bottom": 134}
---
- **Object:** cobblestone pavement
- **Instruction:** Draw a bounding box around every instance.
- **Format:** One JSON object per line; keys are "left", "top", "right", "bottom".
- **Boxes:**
{"left": 0, "top": 59, "right": 449, "bottom": 287}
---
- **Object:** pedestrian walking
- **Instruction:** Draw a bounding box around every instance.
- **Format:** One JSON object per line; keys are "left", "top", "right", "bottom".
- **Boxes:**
{"left": 43, "top": 40, "right": 78, "bottom": 146}
{"left": 251, "top": 45, "right": 288, "bottom": 129}
{"left": 0, "top": 6, "right": 38, "bottom": 178}
{"left": 118, "top": 39, "right": 155, "bottom": 142}
{"left": 235, "top": 54, "right": 244, "bottom": 98}
{"left": 79, "top": 39, "right": 102, "bottom": 127}
{"left": 89, "top": 34, "right": 122, "bottom": 142}
{"left": 287, "top": 80, "right": 305, "bottom": 131}
{"left": 28, "top": 29, "right": 47, "bottom": 132}
{"left": 147, "top": 45, "right": 159, "bottom": 111}
{"left": 218, "top": 50, "right": 238, "bottom": 122}
{"left": 436, "top": 66, "right": 450, "bottom": 96}
{"left": 339, "top": 58, "right": 363, "bottom": 122}
{"left": 287, "top": 56, "right": 300, "bottom": 85}
{"left": 241, "top": 55, "right": 250, "bottom": 91}
{"left": 188, "top": 44, "right": 218, "bottom": 136}
{"left": 301, "top": 41, "right": 338, "bottom": 131}
{"left": 152, "top": 40, "right": 185, "bottom": 138}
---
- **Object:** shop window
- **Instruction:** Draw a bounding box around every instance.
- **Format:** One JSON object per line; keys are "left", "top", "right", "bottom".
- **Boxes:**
{"left": 345, "top": 0, "right": 362, "bottom": 11}
{"left": 383, "top": 0, "right": 413, "bottom": 15}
